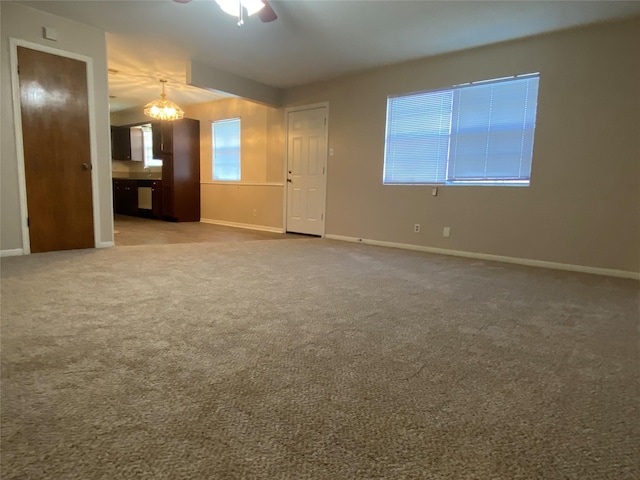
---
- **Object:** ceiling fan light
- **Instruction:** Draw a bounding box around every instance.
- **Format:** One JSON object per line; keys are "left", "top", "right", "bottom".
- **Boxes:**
{"left": 243, "top": 0, "right": 265, "bottom": 16}
{"left": 215, "top": 0, "right": 239, "bottom": 17}
{"left": 215, "top": 0, "right": 265, "bottom": 18}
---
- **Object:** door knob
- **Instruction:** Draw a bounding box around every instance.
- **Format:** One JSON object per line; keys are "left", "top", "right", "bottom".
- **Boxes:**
{"left": 82, "top": 162, "right": 92, "bottom": 170}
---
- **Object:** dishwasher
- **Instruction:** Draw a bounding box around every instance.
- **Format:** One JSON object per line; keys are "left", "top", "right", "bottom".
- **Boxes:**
{"left": 137, "top": 186, "right": 152, "bottom": 210}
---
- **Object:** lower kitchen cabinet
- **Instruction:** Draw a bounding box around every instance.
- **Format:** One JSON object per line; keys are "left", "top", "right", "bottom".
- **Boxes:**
{"left": 113, "top": 179, "right": 163, "bottom": 219}
{"left": 113, "top": 179, "right": 138, "bottom": 216}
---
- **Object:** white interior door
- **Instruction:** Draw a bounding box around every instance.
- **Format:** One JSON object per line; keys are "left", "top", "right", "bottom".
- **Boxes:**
{"left": 286, "top": 106, "right": 327, "bottom": 236}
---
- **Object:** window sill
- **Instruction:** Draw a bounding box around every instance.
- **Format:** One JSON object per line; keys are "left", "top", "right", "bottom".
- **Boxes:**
{"left": 383, "top": 182, "right": 530, "bottom": 187}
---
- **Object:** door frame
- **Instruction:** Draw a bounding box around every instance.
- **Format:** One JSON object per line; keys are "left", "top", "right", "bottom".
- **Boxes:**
{"left": 283, "top": 102, "right": 329, "bottom": 236}
{"left": 9, "top": 38, "right": 102, "bottom": 254}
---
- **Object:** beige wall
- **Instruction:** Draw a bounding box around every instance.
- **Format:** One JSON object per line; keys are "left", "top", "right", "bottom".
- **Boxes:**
{"left": 199, "top": 183, "right": 283, "bottom": 230}
{"left": 283, "top": 18, "right": 640, "bottom": 273}
{"left": 1, "top": 2, "right": 113, "bottom": 252}
{"left": 186, "top": 98, "right": 284, "bottom": 230}
{"left": 110, "top": 108, "right": 148, "bottom": 127}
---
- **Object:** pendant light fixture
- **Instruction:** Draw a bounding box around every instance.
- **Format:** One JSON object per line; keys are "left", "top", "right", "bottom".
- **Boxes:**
{"left": 143, "top": 79, "right": 184, "bottom": 121}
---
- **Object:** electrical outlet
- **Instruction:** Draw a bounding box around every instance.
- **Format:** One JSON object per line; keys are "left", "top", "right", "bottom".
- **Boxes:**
{"left": 414, "top": 223, "right": 421, "bottom": 233}
{"left": 252, "top": 209, "right": 257, "bottom": 217}
{"left": 443, "top": 227, "right": 451, "bottom": 238}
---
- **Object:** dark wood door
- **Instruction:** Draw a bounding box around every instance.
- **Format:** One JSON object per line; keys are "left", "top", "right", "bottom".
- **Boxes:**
{"left": 172, "top": 119, "right": 200, "bottom": 222}
{"left": 18, "top": 47, "right": 94, "bottom": 253}
{"left": 151, "top": 180, "right": 163, "bottom": 219}
{"left": 123, "top": 182, "right": 138, "bottom": 216}
{"left": 160, "top": 121, "right": 173, "bottom": 153}
{"left": 113, "top": 180, "right": 123, "bottom": 214}
{"left": 161, "top": 152, "right": 174, "bottom": 220}
{"left": 151, "top": 122, "right": 162, "bottom": 159}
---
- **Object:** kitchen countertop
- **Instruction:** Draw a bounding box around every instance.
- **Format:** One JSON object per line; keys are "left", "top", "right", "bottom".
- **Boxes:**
{"left": 112, "top": 173, "right": 162, "bottom": 180}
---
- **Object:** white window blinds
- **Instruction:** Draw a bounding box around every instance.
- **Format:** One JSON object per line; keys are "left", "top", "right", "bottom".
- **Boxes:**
{"left": 383, "top": 74, "right": 540, "bottom": 185}
{"left": 384, "top": 90, "right": 452, "bottom": 184}
{"left": 213, "top": 118, "right": 241, "bottom": 181}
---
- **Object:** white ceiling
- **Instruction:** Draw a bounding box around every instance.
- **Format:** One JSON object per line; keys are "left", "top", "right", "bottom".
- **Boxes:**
{"left": 17, "top": 0, "right": 640, "bottom": 112}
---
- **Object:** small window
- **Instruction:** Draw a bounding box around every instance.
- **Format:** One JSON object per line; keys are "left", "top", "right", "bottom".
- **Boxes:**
{"left": 383, "top": 73, "right": 540, "bottom": 186}
{"left": 212, "top": 118, "right": 241, "bottom": 181}
{"left": 129, "top": 124, "right": 161, "bottom": 167}
{"left": 141, "top": 125, "right": 161, "bottom": 167}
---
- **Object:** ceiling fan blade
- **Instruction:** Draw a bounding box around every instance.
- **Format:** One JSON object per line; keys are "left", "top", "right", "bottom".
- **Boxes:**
{"left": 258, "top": 0, "right": 277, "bottom": 22}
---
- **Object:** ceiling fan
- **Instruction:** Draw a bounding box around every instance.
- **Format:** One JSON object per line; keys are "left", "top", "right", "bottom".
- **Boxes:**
{"left": 173, "top": 0, "right": 277, "bottom": 26}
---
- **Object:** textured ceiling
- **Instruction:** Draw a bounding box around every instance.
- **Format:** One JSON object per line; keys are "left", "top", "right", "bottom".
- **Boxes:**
{"left": 17, "top": 0, "right": 640, "bottom": 112}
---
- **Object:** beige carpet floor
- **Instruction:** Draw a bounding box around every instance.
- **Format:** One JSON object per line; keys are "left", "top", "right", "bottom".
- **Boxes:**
{"left": 1, "top": 239, "right": 638, "bottom": 479}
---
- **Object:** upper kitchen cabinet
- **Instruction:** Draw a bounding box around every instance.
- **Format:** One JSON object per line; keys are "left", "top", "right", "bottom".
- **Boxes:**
{"left": 110, "top": 125, "right": 132, "bottom": 161}
{"left": 160, "top": 118, "right": 200, "bottom": 222}
{"left": 151, "top": 121, "right": 174, "bottom": 158}
{"left": 111, "top": 125, "right": 146, "bottom": 161}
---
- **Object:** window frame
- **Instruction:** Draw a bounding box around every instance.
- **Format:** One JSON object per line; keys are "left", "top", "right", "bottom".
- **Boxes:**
{"left": 383, "top": 73, "right": 540, "bottom": 187}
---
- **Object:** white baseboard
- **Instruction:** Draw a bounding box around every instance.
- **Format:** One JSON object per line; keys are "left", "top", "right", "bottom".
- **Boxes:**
{"left": 200, "top": 218, "right": 284, "bottom": 234}
{"left": 0, "top": 248, "right": 24, "bottom": 257}
{"left": 324, "top": 234, "right": 640, "bottom": 280}
{"left": 1, "top": 243, "right": 113, "bottom": 256}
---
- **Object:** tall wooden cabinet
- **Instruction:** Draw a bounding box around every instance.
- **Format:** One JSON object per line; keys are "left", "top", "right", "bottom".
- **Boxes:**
{"left": 157, "top": 118, "right": 201, "bottom": 222}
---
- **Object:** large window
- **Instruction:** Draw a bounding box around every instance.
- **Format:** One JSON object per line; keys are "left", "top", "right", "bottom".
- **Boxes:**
{"left": 212, "top": 118, "right": 241, "bottom": 181}
{"left": 383, "top": 73, "right": 540, "bottom": 186}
